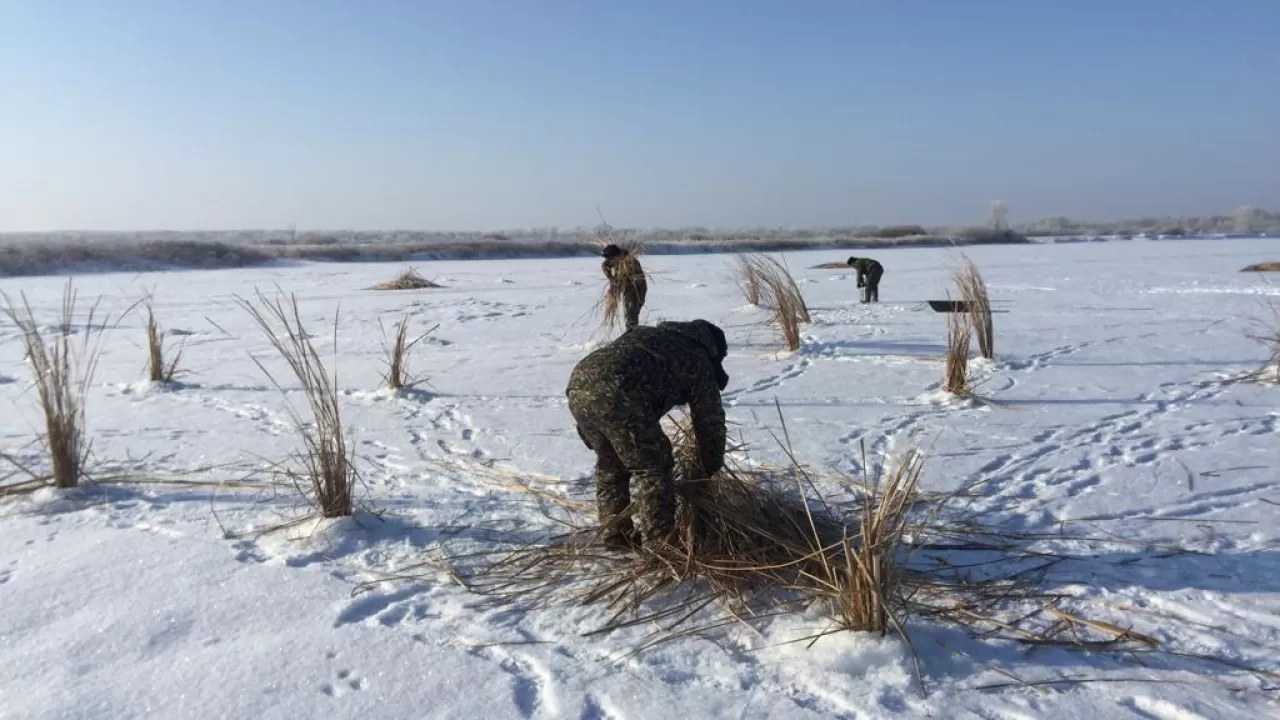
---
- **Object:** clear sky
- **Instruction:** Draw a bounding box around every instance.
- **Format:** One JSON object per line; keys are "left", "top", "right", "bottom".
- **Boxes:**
{"left": 1, "top": 1, "right": 1277, "bottom": 232}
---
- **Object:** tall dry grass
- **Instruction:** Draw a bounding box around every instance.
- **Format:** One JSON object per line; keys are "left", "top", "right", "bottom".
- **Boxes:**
{"left": 669, "top": 409, "right": 921, "bottom": 634}
{"left": 379, "top": 313, "right": 437, "bottom": 391}
{"left": 943, "top": 304, "right": 972, "bottom": 396}
{"left": 826, "top": 447, "right": 924, "bottom": 633}
{"left": 145, "top": 304, "right": 185, "bottom": 384}
{"left": 239, "top": 289, "right": 357, "bottom": 518}
{"left": 1, "top": 282, "right": 108, "bottom": 490}
{"left": 758, "top": 255, "right": 811, "bottom": 323}
{"left": 731, "top": 254, "right": 763, "bottom": 305}
{"left": 952, "top": 254, "right": 993, "bottom": 360}
{"left": 736, "top": 254, "right": 810, "bottom": 351}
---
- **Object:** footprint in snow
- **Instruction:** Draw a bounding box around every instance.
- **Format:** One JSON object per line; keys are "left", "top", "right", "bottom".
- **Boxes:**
{"left": 320, "top": 667, "right": 366, "bottom": 697}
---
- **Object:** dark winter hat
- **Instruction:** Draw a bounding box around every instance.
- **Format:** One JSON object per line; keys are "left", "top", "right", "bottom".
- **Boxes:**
{"left": 662, "top": 319, "right": 729, "bottom": 364}
{"left": 846, "top": 256, "right": 859, "bottom": 266}
{"left": 601, "top": 244, "right": 624, "bottom": 258}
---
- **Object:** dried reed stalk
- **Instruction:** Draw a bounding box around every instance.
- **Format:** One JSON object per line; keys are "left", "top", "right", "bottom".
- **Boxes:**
{"left": 145, "top": 304, "right": 185, "bottom": 384}
{"left": 943, "top": 304, "right": 972, "bottom": 396}
{"left": 952, "top": 255, "right": 993, "bottom": 360}
{"left": 1, "top": 282, "right": 109, "bottom": 490}
{"left": 736, "top": 253, "right": 810, "bottom": 351}
{"left": 731, "top": 254, "right": 763, "bottom": 305}
{"left": 379, "top": 313, "right": 436, "bottom": 390}
{"left": 239, "top": 288, "right": 357, "bottom": 518}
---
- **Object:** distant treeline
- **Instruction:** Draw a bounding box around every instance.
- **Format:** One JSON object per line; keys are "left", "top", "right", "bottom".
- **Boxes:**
{"left": 1, "top": 206, "right": 1274, "bottom": 278}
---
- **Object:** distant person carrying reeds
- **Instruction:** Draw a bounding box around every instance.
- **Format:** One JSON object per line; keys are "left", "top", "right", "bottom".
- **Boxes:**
{"left": 601, "top": 243, "right": 647, "bottom": 330}
{"left": 565, "top": 320, "right": 729, "bottom": 549}
{"left": 847, "top": 256, "right": 884, "bottom": 303}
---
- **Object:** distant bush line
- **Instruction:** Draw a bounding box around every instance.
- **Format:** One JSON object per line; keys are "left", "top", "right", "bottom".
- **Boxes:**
{"left": 0, "top": 230, "right": 1035, "bottom": 278}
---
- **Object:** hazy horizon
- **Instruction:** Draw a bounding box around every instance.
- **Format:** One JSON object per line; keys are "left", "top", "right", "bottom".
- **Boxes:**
{"left": 3, "top": 1, "right": 1277, "bottom": 233}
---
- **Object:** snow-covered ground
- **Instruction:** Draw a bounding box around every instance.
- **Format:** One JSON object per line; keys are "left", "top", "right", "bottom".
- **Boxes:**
{"left": 2, "top": 238, "right": 1278, "bottom": 719}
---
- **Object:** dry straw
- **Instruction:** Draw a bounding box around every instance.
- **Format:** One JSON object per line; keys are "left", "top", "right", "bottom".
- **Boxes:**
{"left": 597, "top": 238, "right": 648, "bottom": 332}
{"left": 733, "top": 253, "right": 810, "bottom": 351}
{"left": 379, "top": 313, "right": 437, "bottom": 391}
{"left": 145, "top": 303, "right": 186, "bottom": 384}
{"left": 1, "top": 281, "right": 120, "bottom": 493}
{"left": 373, "top": 267, "right": 443, "bottom": 291}
{"left": 943, "top": 300, "right": 972, "bottom": 396}
{"left": 731, "top": 254, "right": 763, "bottom": 305}
{"left": 1241, "top": 261, "right": 1280, "bottom": 272}
{"left": 432, "top": 406, "right": 947, "bottom": 651}
{"left": 951, "top": 253, "right": 993, "bottom": 360}
{"left": 387, "top": 409, "right": 1279, "bottom": 693}
{"left": 239, "top": 288, "right": 359, "bottom": 518}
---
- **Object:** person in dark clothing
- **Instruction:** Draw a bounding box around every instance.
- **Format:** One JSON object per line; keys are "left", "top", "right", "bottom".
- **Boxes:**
{"left": 601, "top": 243, "right": 648, "bottom": 330}
{"left": 847, "top": 256, "right": 884, "bottom": 303}
{"left": 565, "top": 319, "right": 729, "bottom": 548}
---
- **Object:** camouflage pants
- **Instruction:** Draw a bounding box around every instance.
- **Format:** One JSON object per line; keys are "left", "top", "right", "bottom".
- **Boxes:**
{"left": 623, "top": 286, "right": 646, "bottom": 330}
{"left": 860, "top": 268, "right": 882, "bottom": 303}
{"left": 569, "top": 404, "right": 675, "bottom": 545}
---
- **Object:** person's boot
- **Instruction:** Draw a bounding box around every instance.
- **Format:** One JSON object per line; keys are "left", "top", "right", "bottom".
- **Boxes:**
{"left": 601, "top": 516, "right": 639, "bottom": 551}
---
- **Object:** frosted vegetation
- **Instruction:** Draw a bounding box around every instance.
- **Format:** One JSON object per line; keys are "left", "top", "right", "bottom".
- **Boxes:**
{"left": 2, "top": 205, "right": 1275, "bottom": 277}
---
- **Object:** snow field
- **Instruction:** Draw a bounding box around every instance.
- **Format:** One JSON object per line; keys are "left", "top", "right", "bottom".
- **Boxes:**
{"left": 1, "top": 238, "right": 1279, "bottom": 719}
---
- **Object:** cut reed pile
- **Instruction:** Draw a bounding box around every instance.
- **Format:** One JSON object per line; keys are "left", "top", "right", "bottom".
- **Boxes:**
{"left": 373, "top": 267, "right": 443, "bottom": 291}
{"left": 1241, "top": 262, "right": 1280, "bottom": 272}
{"left": 427, "top": 412, "right": 1107, "bottom": 647}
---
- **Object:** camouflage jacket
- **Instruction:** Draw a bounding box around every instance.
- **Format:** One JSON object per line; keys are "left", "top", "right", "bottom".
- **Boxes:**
{"left": 849, "top": 257, "right": 883, "bottom": 283}
{"left": 566, "top": 320, "right": 728, "bottom": 475}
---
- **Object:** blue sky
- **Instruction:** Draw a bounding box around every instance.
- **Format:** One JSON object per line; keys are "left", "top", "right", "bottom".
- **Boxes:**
{"left": 1, "top": 1, "right": 1276, "bottom": 231}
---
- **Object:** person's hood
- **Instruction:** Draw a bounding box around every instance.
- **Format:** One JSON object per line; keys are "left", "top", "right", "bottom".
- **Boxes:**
{"left": 660, "top": 319, "right": 730, "bottom": 390}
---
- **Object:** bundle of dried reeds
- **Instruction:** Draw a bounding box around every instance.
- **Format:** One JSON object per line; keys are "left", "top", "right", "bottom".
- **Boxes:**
{"left": 597, "top": 239, "right": 648, "bottom": 332}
